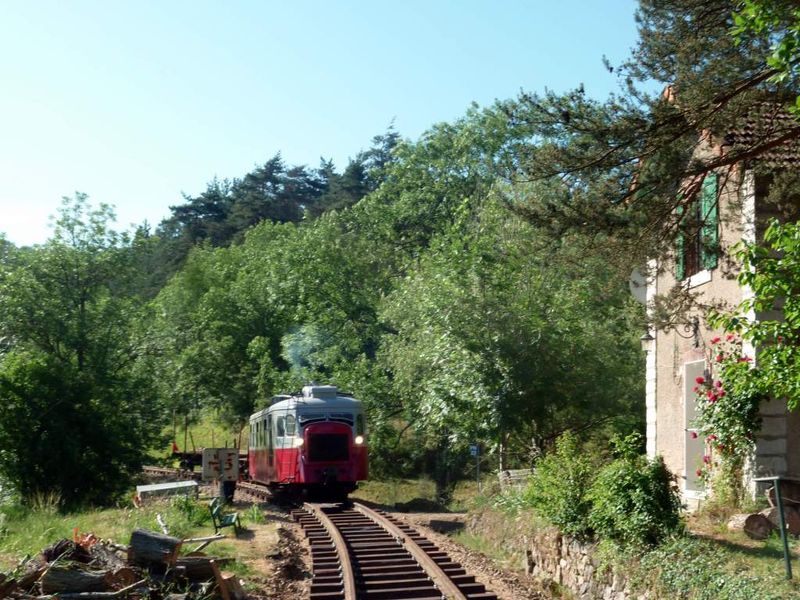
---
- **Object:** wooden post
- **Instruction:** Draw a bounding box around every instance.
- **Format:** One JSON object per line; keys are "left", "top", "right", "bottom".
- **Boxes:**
{"left": 127, "top": 529, "right": 182, "bottom": 568}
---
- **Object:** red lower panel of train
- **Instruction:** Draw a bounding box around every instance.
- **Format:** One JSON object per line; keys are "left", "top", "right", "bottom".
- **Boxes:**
{"left": 248, "top": 421, "right": 367, "bottom": 493}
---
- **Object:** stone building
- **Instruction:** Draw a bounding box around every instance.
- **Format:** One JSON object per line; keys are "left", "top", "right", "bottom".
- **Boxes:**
{"left": 641, "top": 104, "right": 800, "bottom": 506}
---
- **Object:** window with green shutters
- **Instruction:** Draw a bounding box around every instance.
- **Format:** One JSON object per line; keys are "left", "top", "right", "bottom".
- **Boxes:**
{"left": 676, "top": 172, "right": 719, "bottom": 280}
{"left": 699, "top": 173, "right": 719, "bottom": 270}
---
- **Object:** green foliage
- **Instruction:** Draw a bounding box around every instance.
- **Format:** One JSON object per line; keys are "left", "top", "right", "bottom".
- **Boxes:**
{"left": 712, "top": 220, "right": 800, "bottom": 411}
{"left": 691, "top": 336, "right": 763, "bottom": 499}
{"left": 524, "top": 432, "right": 597, "bottom": 538}
{"left": 632, "top": 535, "right": 789, "bottom": 600}
{"left": 0, "top": 195, "right": 164, "bottom": 507}
{"left": 733, "top": 1, "right": 800, "bottom": 92}
{"left": 588, "top": 434, "right": 683, "bottom": 548}
{"left": 169, "top": 494, "right": 210, "bottom": 531}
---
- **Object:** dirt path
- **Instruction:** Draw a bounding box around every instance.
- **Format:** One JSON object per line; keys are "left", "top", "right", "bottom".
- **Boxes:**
{"left": 225, "top": 502, "right": 311, "bottom": 600}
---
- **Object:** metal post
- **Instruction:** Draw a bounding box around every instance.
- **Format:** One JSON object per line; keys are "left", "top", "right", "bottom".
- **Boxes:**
{"left": 476, "top": 447, "right": 480, "bottom": 492}
{"left": 756, "top": 476, "right": 793, "bottom": 580}
{"left": 775, "top": 478, "right": 793, "bottom": 580}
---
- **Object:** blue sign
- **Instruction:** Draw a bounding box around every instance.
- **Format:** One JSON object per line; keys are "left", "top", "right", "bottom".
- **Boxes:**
{"left": 469, "top": 444, "right": 479, "bottom": 457}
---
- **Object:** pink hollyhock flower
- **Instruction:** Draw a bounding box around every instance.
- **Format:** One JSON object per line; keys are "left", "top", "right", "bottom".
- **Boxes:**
{"left": 703, "top": 455, "right": 711, "bottom": 464}
{"left": 692, "top": 386, "right": 699, "bottom": 393}
{"left": 707, "top": 434, "right": 717, "bottom": 441}
{"left": 695, "top": 376, "right": 705, "bottom": 384}
{"left": 715, "top": 354, "right": 724, "bottom": 363}
{"left": 726, "top": 334, "right": 735, "bottom": 341}
{"left": 696, "top": 469, "right": 702, "bottom": 477}
{"left": 691, "top": 431, "right": 698, "bottom": 439}
{"left": 737, "top": 356, "right": 753, "bottom": 363}
{"left": 710, "top": 336, "right": 721, "bottom": 344}
{"left": 718, "top": 390, "right": 726, "bottom": 398}
{"left": 706, "top": 390, "right": 717, "bottom": 400}
{"left": 715, "top": 380, "right": 723, "bottom": 389}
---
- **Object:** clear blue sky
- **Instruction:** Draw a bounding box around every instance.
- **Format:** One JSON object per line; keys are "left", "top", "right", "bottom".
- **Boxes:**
{"left": 0, "top": 0, "right": 640, "bottom": 246}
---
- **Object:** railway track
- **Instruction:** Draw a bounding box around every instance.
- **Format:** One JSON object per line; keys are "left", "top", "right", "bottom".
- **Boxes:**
{"left": 142, "top": 465, "right": 201, "bottom": 481}
{"left": 236, "top": 480, "right": 274, "bottom": 502}
{"left": 293, "top": 501, "right": 497, "bottom": 600}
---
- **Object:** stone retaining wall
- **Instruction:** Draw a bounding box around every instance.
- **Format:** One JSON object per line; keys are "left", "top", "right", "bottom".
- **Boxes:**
{"left": 524, "top": 529, "right": 649, "bottom": 600}
{"left": 466, "top": 510, "right": 649, "bottom": 600}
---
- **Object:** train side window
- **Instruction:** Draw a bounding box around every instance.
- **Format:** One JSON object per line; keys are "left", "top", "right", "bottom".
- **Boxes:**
{"left": 267, "top": 415, "right": 274, "bottom": 465}
{"left": 276, "top": 416, "right": 285, "bottom": 437}
{"left": 285, "top": 415, "right": 296, "bottom": 436}
{"left": 356, "top": 414, "right": 365, "bottom": 436}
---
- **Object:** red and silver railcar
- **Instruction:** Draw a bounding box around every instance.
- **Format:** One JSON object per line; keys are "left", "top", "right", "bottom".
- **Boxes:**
{"left": 247, "top": 385, "right": 368, "bottom": 497}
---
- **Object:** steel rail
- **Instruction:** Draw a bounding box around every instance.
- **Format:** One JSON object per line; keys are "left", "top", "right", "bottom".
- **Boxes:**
{"left": 304, "top": 502, "right": 357, "bottom": 600}
{"left": 353, "top": 502, "right": 468, "bottom": 600}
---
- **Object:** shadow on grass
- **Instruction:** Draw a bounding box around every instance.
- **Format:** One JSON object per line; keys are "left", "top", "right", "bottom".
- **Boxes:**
{"left": 693, "top": 531, "right": 793, "bottom": 561}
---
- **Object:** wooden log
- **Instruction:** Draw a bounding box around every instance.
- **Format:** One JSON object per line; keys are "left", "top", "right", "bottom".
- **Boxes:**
{"left": 17, "top": 558, "right": 47, "bottom": 590}
{"left": 0, "top": 573, "right": 17, "bottom": 598}
{"left": 126, "top": 529, "right": 182, "bottom": 568}
{"left": 727, "top": 512, "right": 775, "bottom": 540}
{"left": 767, "top": 481, "right": 800, "bottom": 507}
{"left": 40, "top": 566, "right": 109, "bottom": 594}
{"left": 175, "top": 556, "right": 234, "bottom": 581}
{"left": 47, "top": 578, "right": 147, "bottom": 599}
{"left": 760, "top": 505, "right": 800, "bottom": 536}
{"left": 104, "top": 567, "right": 139, "bottom": 589}
{"left": 210, "top": 559, "right": 246, "bottom": 600}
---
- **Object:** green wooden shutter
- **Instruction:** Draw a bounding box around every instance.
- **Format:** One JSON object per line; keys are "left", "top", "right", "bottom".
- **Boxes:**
{"left": 700, "top": 173, "right": 719, "bottom": 270}
{"left": 676, "top": 203, "right": 685, "bottom": 280}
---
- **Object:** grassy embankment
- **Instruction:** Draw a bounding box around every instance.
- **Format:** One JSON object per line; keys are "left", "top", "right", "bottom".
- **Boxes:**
{"left": 445, "top": 482, "right": 800, "bottom": 600}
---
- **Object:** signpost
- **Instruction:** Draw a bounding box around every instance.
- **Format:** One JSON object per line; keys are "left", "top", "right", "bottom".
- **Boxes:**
{"left": 469, "top": 444, "right": 480, "bottom": 491}
{"left": 203, "top": 448, "right": 239, "bottom": 503}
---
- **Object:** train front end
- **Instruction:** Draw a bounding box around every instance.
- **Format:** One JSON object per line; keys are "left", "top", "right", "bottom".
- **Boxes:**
{"left": 248, "top": 384, "right": 367, "bottom": 499}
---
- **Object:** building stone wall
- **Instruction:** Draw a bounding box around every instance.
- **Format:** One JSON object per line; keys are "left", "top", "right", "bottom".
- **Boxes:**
{"left": 649, "top": 161, "right": 800, "bottom": 502}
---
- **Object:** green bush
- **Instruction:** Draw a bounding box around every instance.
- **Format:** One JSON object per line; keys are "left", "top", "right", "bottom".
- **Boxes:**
{"left": 588, "top": 433, "right": 683, "bottom": 547}
{"left": 524, "top": 431, "right": 596, "bottom": 537}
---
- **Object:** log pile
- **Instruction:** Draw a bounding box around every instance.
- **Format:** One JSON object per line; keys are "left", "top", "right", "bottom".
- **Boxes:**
{"left": 727, "top": 483, "right": 800, "bottom": 541}
{"left": 0, "top": 529, "right": 246, "bottom": 599}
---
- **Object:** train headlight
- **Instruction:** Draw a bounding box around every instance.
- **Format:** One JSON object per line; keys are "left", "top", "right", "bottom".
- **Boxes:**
{"left": 293, "top": 438, "right": 304, "bottom": 448}
{"left": 355, "top": 435, "right": 364, "bottom": 445}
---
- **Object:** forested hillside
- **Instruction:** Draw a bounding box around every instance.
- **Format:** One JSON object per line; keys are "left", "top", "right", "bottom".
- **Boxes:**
{"left": 2, "top": 0, "right": 799, "bottom": 508}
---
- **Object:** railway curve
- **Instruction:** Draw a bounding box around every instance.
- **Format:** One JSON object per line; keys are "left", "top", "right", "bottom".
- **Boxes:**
{"left": 293, "top": 501, "right": 498, "bottom": 600}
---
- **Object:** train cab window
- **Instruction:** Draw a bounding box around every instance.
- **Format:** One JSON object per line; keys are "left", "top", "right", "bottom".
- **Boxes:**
{"left": 276, "top": 416, "right": 285, "bottom": 437}
{"left": 356, "top": 414, "right": 365, "bottom": 436}
{"left": 299, "top": 414, "right": 325, "bottom": 425}
{"left": 285, "top": 414, "right": 296, "bottom": 436}
{"left": 329, "top": 412, "right": 354, "bottom": 424}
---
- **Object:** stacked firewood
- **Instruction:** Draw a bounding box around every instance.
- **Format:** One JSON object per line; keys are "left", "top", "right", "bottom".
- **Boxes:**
{"left": 0, "top": 529, "right": 246, "bottom": 599}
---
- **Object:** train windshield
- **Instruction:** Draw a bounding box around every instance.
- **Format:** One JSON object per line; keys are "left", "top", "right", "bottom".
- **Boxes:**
{"left": 329, "top": 412, "right": 354, "bottom": 424}
{"left": 298, "top": 414, "right": 326, "bottom": 426}
{"left": 296, "top": 412, "right": 359, "bottom": 426}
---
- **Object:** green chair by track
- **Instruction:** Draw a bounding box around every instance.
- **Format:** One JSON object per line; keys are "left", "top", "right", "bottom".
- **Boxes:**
{"left": 209, "top": 496, "right": 241, "bottom": 534}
